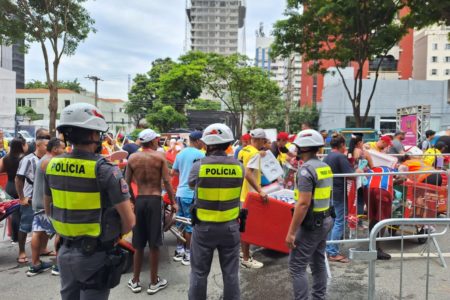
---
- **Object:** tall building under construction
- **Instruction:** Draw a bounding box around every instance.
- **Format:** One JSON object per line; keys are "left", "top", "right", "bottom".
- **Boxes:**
{"left": 186, "top": 0, "right": 246, "bottom": 55}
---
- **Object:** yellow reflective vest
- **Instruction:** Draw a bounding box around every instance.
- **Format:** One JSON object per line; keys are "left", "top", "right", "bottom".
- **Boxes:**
{"left": 46, "top": 155, "right": 102, "bottom": 238}
{"left": 195, "top": 155, "right": 244, "bottom": 222}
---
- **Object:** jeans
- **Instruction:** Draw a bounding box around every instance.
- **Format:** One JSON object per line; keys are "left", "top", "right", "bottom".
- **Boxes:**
{"left": 326, "top": 200, "right": 345, "bottom": 257}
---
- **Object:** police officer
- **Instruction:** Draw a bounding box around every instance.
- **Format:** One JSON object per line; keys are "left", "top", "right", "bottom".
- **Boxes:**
{"left": 188, "top": 123, "right": 244, "bottom": 300}
{"left": 43, "top": 103, "right": 135, "bottom": 300}
{"left": 285, "top": 129, "right": 334, "bottom": 300}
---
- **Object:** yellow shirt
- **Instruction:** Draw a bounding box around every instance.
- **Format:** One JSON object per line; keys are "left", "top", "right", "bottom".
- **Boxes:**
{"left": 423, "top": 148, "right": 441, "bottom": 167}
{"left": 2, "top": 139, "right": 9, "bottom": 152}
{"left": 239, "top": 145, "right": 260, "bottom": 202}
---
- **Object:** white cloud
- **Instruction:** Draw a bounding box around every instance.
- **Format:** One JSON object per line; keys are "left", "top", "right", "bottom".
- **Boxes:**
{"left": 25, "top": 0, "right": 285, "bottom": 100}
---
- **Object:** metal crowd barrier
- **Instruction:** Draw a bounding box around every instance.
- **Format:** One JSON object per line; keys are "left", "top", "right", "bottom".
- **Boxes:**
{"left": 327, "top": 170, "right": 449, "bottom": 268}
{"left": 349, "top": 218, "right": 450, "bottom": 300}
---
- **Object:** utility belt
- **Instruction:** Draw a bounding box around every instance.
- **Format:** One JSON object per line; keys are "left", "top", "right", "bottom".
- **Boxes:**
{"left": 60, "top": 237, "right": 126, "bottom": 290}
{"left": 301, "top": 206, "right": 335, "bottom": 231}
{"left": 190, "top": 206, "right": 248, "bottom": 233}
{"left": 61, "top": 237, "right": 115, "bottom": 255}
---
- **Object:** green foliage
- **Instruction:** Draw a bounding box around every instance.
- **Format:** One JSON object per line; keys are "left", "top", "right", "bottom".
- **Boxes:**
{"left": 129, "top": 128, "right": 143, "bottom": 141}
{"left": 0, "top": 0, "right": 95, "bottom": 135}
{"left": 25, "top": 79, "right": 86, "bottom": 93}
{"left": 404, "top": 1, "right": 450, "bottom": 28}
{"left": 16, "top": 106, "right": 42, "bottom": 121}
{"left": 288, "top": 105, "right": 320, "bottom": 133}
{"left": 187, "top": 98, "right": 221, "bottom": 111}
{"left": 146, "top": 101, "right": 187, "bottom": 133}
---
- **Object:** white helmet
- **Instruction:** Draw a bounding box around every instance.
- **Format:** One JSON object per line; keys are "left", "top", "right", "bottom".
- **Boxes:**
{"left": 57, "top": 103, "right": 108, "bottom": 132}
{"left": 201, "top": 123, "right": 234, "bottom": 145}
{"left": 293, "top": 129, "right": 324, "bottom": 148}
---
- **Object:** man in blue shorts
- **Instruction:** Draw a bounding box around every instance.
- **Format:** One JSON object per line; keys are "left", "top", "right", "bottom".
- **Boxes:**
{"left": 171, "top": 131, "right": 205, "bottom": 266}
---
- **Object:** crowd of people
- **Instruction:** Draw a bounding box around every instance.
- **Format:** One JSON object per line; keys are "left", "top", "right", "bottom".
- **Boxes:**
{"left": 1, "top": 107, "right": 450, "bottom": 300}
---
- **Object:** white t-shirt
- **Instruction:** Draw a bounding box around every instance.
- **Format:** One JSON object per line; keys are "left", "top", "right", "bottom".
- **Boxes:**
{"left": 16, "top": 153, "right": 39, "bottom": 199}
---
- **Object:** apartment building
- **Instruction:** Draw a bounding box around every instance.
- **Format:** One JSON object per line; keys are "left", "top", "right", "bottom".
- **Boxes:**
{"left": 186, "top": 0, "right": 246, "bottom": 55}
{"left": 413, "top": 24, "right": 450, "bottom": 80}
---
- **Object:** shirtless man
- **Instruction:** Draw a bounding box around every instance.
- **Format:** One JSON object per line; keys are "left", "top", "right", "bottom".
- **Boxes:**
{"left": 125, "top": 129, "right": 176, "bottom": 295}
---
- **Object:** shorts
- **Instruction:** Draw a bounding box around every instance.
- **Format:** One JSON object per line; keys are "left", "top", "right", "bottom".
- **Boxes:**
{"left": 176, "top": 197, "right": 193, "bottom": 233}
{"left": 32, "top": 213, "right": 56, "bottom": 235}
{"left": 132, "top": 195, "right": 163, "bottom": 249}
{"left": 364, "top": 188, "right": 393, "bottom": 221}
{"left": 19, "top": 205, "right": 34, "bottom": 233}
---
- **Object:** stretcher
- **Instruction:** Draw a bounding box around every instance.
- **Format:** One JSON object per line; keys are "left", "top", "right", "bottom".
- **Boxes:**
{"left": 241, "top": 192, "right": 293, "bottom": 254}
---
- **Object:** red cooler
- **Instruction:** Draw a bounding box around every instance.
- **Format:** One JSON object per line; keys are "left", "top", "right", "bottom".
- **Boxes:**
{"left": 241, "top": 192, "right": 293, "bottom": 254}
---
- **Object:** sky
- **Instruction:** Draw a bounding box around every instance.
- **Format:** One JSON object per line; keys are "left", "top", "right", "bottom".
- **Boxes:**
{"left": 25, "top": 0, "right": 286, "bottom": 100}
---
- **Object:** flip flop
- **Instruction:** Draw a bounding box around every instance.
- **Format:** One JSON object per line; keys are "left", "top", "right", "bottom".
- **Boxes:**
{"left": 328, "top": 254, "right": 350, "bottom": 263}
{"left": 17, "top": 257, "right": 29, "bottom": 264}
{"left": 40, "top": 250, "right": 56, "bottom": 257}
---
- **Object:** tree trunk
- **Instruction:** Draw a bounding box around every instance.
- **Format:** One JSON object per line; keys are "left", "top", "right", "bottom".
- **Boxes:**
{"left": 48, "top": 84, "right": 58, "bottom": 136}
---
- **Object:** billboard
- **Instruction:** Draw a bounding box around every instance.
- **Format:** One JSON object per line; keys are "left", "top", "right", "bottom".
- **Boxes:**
{"left": 400, "top": 115, "right": 417, "bottom": 146}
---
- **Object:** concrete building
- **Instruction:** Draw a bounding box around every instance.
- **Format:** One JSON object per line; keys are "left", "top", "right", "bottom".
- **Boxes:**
{"left": 1, "top": 43, "right": 25, "bottom": 89}
{"left": 301, "top": 7, "right": 414, "bottom": 106}
{"left": 319, "top": 79, "right": 450, "bottom": 131}
{"left": 254, "top": 36, "right": 302, "bottom": 101}
{"left": 413, "top": 24, "right": 450, "bottom": 81}
{"left": 15, "top": 89, "right": 134, "bottom": 133}
{"left": 186, "top": 0, "right": 246, "bottom": 55}
{"left": 0, "top": 45, "right": 16, "bottom": 130}
{"left": 12, "top": 43, "right": 25, "bottom": 89}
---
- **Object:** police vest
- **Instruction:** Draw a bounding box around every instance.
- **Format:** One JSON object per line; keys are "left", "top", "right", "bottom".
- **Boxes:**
{"left": 196, "top": 156, "right": 244, "bottom": 222}
{"left": 295, "top": 164, "right": 333, "bottom": 213}
{"left": 46, "top": 155, "right": 102, "bottom": 238}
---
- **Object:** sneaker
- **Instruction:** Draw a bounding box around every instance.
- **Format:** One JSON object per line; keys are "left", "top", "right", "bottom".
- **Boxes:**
{"left": 26, "top": 261, "right": 52, "bottom": 277}
{"left": 51, "top": 265, "right": 60, "bottom": 276}
{"left": 173, "top": 250, "right": 184, "bottom": 262}
{"left": 377, "top": 248, "right": 391, "bottom": 260}
{"left": 147, "top": 277, "right": 168, "bottom": 295}
{"left": 241, "top": 257, "right": 264, "bottom": 269}
{"left": 127, "top": 278, "right": 142, "bottom": 293}
{"left": 181, "top": 252, "right": 190, "bottom": 266}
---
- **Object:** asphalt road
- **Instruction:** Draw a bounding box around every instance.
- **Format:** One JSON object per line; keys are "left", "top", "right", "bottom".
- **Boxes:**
{"left": 1, "top": 225, "right": 450, "bottom": 300}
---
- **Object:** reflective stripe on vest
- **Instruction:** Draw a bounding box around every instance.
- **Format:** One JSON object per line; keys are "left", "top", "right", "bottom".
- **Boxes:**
{"left": 295, "top": 164, "right": 333, "bottom": 212}
{"left": 196, "top": 159, "right": 243, "bottom": 223}
{"left": 46, "top": 157, "right": 101, "bottom": 238}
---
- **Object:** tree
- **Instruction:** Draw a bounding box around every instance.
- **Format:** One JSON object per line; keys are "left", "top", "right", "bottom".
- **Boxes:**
{"left": 158, "top": 54, "right": 205, "bottom": 112}
{"left": 25, "top": 79, "right": 86, "bottom": 93}
{"left": 16, "top": 106, "right": 42, "bottom": 121}
{"left": 201, "top": 53, "right": 281, "bottom": 137}
{"left": 0, "top": 0, "right": 95, "bottom": 136}
{"left": 405, "top": 1, "right": 450, "bottom": 28}
{"left": 272, "top": 0, "right": 409, "bottom": 127}
{"left": 146, "top": 101, "right": 187, "bottom": 133}
{"left": 186, "top": 98, "right": 221, "bottom": 111}
{"left": 126, "top": 58, "right": 175, "bottom": 127}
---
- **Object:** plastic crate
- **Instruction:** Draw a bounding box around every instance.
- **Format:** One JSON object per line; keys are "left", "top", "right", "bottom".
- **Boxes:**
{"left": 403, "top": 180, "right": 447, "bottom": 217}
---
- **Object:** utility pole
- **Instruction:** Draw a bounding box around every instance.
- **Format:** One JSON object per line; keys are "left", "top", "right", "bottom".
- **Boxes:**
{"left": 85, "top": 75, "right": 103, "bottom": 107}
{"left": 285, "top": 55, "right": 295, "bottom": 133}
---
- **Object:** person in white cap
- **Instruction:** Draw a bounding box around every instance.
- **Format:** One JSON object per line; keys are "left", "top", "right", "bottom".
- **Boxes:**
{"left": 125, "top": 128, "right": 176, "bottom": 295}
{"left": 239, "top": 128, "right": 267, "bottom": 269}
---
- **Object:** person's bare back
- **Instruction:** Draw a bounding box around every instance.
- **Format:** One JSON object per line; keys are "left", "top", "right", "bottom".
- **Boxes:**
{"left": 126, "top": 149, "right": 173, "bottom": 199}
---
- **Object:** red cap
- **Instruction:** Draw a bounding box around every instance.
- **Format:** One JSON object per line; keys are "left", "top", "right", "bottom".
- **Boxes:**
{"left": 288, "top": 134, "right": 296, "bottom": 143}
{"left": 277, "top": 132, "right": 289, "bottom": 140}
{"left": 380, "top": 135, "right": 393, "bottom": 146}
{"left": 241, "top": 133, "right": 251, "bottom": 141}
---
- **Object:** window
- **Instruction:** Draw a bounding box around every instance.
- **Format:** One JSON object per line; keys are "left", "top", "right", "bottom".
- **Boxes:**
{"left": 431, "top": 69, "right": 438, "bottom": 75}
{"left": 446, "top": 44, "right": 450, "bottom": 50}
{"left": 432, "top": 43, "right": 438, "bottom": 50}
{"left": 445, "top": 56, "right": 450, "bottom": 63}
{"left": 64, "top": 100, "right": 70, "bottom": 107}
{"left": 431, "top": 56, "right": 438, "bottom": 63}
{"left": 446, "top": 69, "right": 450, "bottom": 76}
{"left": 17, "top": 98, "right": 26, "bottom": 107}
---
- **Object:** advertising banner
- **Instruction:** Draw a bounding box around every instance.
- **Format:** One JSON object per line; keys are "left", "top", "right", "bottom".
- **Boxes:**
{"left": 400, "top": 115, "right": 417, "bottom": 146}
